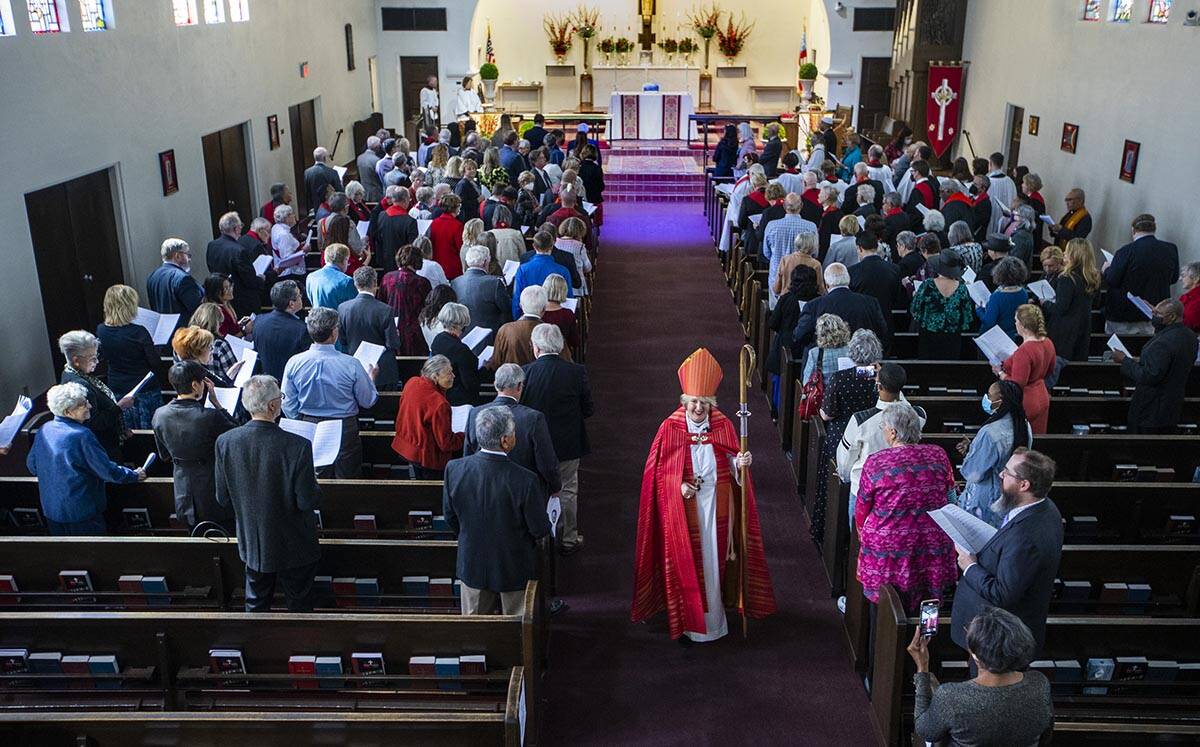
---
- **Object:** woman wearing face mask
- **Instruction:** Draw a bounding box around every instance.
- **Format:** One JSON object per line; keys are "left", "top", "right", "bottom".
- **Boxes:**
{"left": 955, "top": 380, "right": 1032, "bottom": 527}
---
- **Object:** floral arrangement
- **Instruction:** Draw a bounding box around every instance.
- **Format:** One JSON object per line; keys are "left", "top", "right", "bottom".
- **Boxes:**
{"left": 599, "top": 37, "right": 615, "bottom": 54}
{"left": 688, "top": 3, "right": 722, "bottom": 39}
{"left": 677, "top": 38, "right": 697, "bottom": 55}
{"left": 615, "top": 37, "right": 633, "bottom": 54}
{"left": 477, "top": 112, "right": 502, "bottom": 140}
{"left": 543, "top": 14, "right": 575, "bottom": 57}
{"left": 657, "top": 37, "right": 678, "bottom": 54}
{"left": 571, "top": 5, "right": 600, "bottom": 39}
{"left": 480, "top": 165, "right": 509, "bottom": 191}
{"left": 716, "top": 13, "right": 754, "bottom": 58}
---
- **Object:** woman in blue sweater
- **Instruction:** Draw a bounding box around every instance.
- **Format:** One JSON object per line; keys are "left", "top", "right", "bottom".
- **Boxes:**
{"left": 977, "top": 255, "right": 1030, "bottom": 342}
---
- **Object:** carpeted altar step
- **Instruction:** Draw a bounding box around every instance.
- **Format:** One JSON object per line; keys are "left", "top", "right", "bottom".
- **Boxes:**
{"left": 603, "top": 147, "right": 706, "bottom": 202}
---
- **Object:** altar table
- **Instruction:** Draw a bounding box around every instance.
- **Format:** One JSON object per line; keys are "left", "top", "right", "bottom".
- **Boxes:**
{"left": 608, "top": 91, "right": 698, "bottom": 140}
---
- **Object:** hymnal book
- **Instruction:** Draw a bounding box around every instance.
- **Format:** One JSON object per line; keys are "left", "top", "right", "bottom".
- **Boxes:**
{"left": 352, "top": 341, "right": 386, "bottom": 374}
{"left": 278, "top": 418, "right": 342, "bottom": 468}
{"left": 224, "top": 333, "right": 253, "bottom": 360}
{"left": 1125, "top": 583, "right": 1152, "bottom": 614}
{"left": 28, "top": 652, "right": 62, "bottom": 674}
{"left": 355, "top": 220, "right": 370, "bottom": 239}
{"left": 1115, "top": 656, "right": 1149, "bottom": 694}
{"left": 0, "top": 574, "right": 18, "bottom": 605}
{"left": 459, "top": 654, "right": 487, "bottom": 677}
{"left": 252, "top": 253, "right": 273, "bottom": 277}
{"left": 355, "top": 578, "right": 381, "bottom": 607}
{"left": 1099, "top": 582, "right": 1128, "bottom": 605}
{"left": 402, "top": 575, "right": 430, "bottom": 607}
{"left": 972, "top": 325, "right": 1016, "bottom": 366}
{"left": 461, "top": 326, "right": 492, "bottom": 352}
{"left": 315, "top": 656, "right": 343, "bottom": 690}
{"left": 88, "top": 655, "right": 121, "bottom": 690}
{"left": 1127, "top": 292, "right": 1155, "bottom": 320}
{"left": 1112, "top": 464, "right": 1139, "bottom": 482}
{"left": 332, "top": 164, "right": 347, "bottom": 181}
{"left": 353, "top": 514, "right": 379, "bottom": 536}
{"left": 208, "top": 649, "right": 247, "bottom": 686}
{"left": 122, "top": 508, "right": 152, "bottom": 531}
{"left": 1068, "top": 515, "right": 1099, "bottom": 537}
{"left": 407, "top": 510, "right": 433, "bottom": 530}
{"left": 204, "top": 386, "right": 241, "bottom": 416}
{"left": 61, "top": 655, "right": 93, "bottom": 689}
{"left": 118, "top": 574, "right": 146, "bottom": 607}
{"left": 1026, "top": 278, "right": 1055, "bottom": 302}
{"left": 432, "top": 514, "right": 450, "bottom": 531}
{"left": 1147, "top": 660, "right": 1179, "bottom": 682}
{"left": 58, "top": 570, "right": 95, "bottom": 604}
{"left": 11, "top": 507, "right": 43, "bottom": 529}
{"left": 429, "top": 578, "right": 455, "bottom": 609}
{"left": 1059, "top": 580, "right": 1092, "bottom": 613}
{"left": 1106, "top": 334, "right": 1131, "bottom": 357}
{"left": 1083, "top": 657, "right": 1115, "bottom": 695}
{"left": 1136, "top": 465, "right": 1157, "bottom": 483}
{"left": 141, "top": 576, "right": 170, "bottom": 607}
{"left": 416, "top": 219, "right": 433, "bottom": 236}
{"left": 331, "top": 578, "right": 357, "bottom": 608}
{"left": 133, "top": 307, "right": 180, "bottom": 345}
{"left": 0, "top": 649, "right": 29, "bottom": 675}
{"left": 966, "top": 280, "right": 991, "bottom": 308}
{"left": 435, "top": 656, "right": 461, "bottom": 691}
{"left": 1166, "top": 514, "right": 1196, "bottom": 536}
{"left": 1053, "top": 660, "right": 1082, "bottom": 693}
{"left": 0, "top": 395, "right": 33, "bottom": 449}
{"left": 1179, "top": 663, "right": 1200, "bottom": 682}
{"left": 477, "top": 345, "right": 494, "bottom": 369}
{"left": 450, "top": 404, "right": 471, "bottom": 434}
{"left": 926, "top": 504, "right": 996, "bottom": 555}
{"left": 288, "top": 655, "right": 317, "bottom": 689}
{"left": 502, "top": 260, "right": 520, "bottom": 285}
{"left": 233, "top": 350, "right": 257, "bottom": 387}
{"left": 408, "top": 655, "right": 436, "bottom": 688}
{"left": 351, "top": 652, "right": 386, "bottom": 684}
{"left": 961, "top": 266, "right": 977, "bottom": 284}
{"left": 940, "top": 660, "right": 970, "bottom": 681}
{"left": 313, "top": 575, "right": 333, "bottom": 605}
{"left": 1101, "top": 248, "right": 1115, "bottom": 264}
{"left": 1029, "top": 660, "right": 1056, "bottom": 681}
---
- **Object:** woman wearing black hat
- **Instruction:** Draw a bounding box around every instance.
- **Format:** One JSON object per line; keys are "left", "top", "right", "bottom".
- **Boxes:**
{"left": 910, "top": 250, "right": 976, "bottom": 359}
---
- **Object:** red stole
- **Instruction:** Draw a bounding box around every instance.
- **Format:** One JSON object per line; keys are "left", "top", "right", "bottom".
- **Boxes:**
{"left": 943, "top": 192, "right": 973, "bottom": 209}
{"left": 972, "top": 189, "right": 990, "bottom": 207}
{"left": 801, "top": 188, "right": 821, "bottom": 206}
{"left": 385, "top": 203, "right": 408, "bottom": 217}
{"left": 885, "top": 207, "right": 905, "bottom": 218}
{"left": 632, "top": 408, "right": 777, "bottom": 638}
{"left": 746, "top": 190, "right": 769, "bottom": 208}
{"left": 913, "top": 179, "right": 935, "bottom": 207}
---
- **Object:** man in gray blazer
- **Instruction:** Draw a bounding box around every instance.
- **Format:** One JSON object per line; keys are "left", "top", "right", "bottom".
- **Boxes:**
{"left": 951, "top": 447, "right": 1063, "bottom": 657}
{"left": 464, "top": 363, "right": 561, "bottom": 495}
{"left": 452, "top": 245, "right": 512, "bottom": 341}
{"left": 338, "top": 267, "right": 403, "bottom": 390}
{"left": 215, "top": 375, "right": 321, "bottom": 612}
{"left": 444, "top": 406, "right": 550, "bottom": 616}
{"left": 356, "top": 136, "right": 384, "bottom": 202}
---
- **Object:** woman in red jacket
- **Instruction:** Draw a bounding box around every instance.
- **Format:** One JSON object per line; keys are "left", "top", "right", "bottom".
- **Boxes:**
{"left": 996, "top": 304, "right": 1056, "bottom": 434}
{"left": 1180, "top": 262, "right": 1200, "bottom": 333}
{"left": 391, "top": 355, "right": 464, "bottom": 478}
{"left": 428, "top": 193, "right": 465, "bottom": 280}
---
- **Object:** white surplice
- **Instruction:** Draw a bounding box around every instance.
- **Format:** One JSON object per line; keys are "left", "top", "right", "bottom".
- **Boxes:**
{"left": 683, "top": 417, "right": 728, "bottom": 643}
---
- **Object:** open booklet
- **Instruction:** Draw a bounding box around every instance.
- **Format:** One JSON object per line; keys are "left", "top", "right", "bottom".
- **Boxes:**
{"left": 279, "top": 418, "right": 343, "bottom": 468}
{"left": 973, "top": 325, "right": 1018, "bottom": 367}
{"left": 0, "top": 396, "right": 33, "bottom": 449}
{"left": 965, "top": 280, "right": 991, "bottom": 308}
{"left": 461, "top": 326, "right": 492, "bottom": 353}
{"left": 1027, "top": 279, "right": 1056, "bottom": 303}
{"left": 450, "top": 404, "right": 472, "bottom": 434}
{"left": 502, "top": 260, "right": 520, "bottom": 286}
{"left": 352, "top": 341, "right": 386, "bottom": 373}
{"left": 134, "top": 308, "right": 180, "bottom": 346}
{"left": 927, "top": 504, "right": 997, "bottom": 555}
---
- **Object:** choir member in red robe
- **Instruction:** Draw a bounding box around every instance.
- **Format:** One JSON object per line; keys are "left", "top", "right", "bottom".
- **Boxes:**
{"left": 632, "top": 348, "right": 777, "bottom": 642}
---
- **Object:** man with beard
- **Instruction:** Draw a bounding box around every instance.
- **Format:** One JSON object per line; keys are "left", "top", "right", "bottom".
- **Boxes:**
{"left": 950, "top": 448, "right": 1062, "bottom": 658}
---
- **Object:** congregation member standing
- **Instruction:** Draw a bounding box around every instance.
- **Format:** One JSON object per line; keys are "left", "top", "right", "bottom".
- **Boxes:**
{"left": 429, "top": 193, "right": 466, "bottom": 280}
{"left": 303, "top": 146, "right": 343, "bottom": 212}
{"left": 59, "top": 330, "right": 132, "bottom": 460}
{"left": 1047, "top": 188, "right": 1091, "bottom": 247}
{"left": 951, "top": 448, "right": 1062, "bottom": 657}
{"left": 392, "top": 355, "right": 465, "bottom": 478}
{"left": 216, "top": 375, "right": 321, "bottom": 612}
{"left": 381, "top": 245, "right": 434, "bottom": 355}
{"left": 491, "top": 286, "right": 567, "bottom": 369}
{"left": 957, "top": 380, "right": 1032, "bottom": 527}
{"left": 281, "top": 307, "right": 378, "bottom": 478}
{"left": 452, "top": 245, "right": 512, "bottom": 339}
{"left": 206, "top": 212, "right": 264, "bottom": 318}
{"left": 1039, "top": 238, "right": 1100, "bottom": 362}
{"left": 356, "top": 136, "right": 384, "bottom": 202}
{"left": 464, "top": 363, "right": 560, "bottom": 495}
{"left": 1180, "top": 261, "right": 1200, "bottom": 333}
{"left": 444, "top": 406, "right": 550, "bottom": 616}
{"left": 96, "top": 284, "right": 164, "bottom": 430}
{"left": 147, "top": 238, "right": 204, "bottom": 327}
{"left": 305, "top": 244, "right": 357, "bottom": 316}
{"left": 849, "top": 232, "right": 903, "bottom": 340}
{"left": 429, "top": 302, "right": 481, "bottom": 407}
{"left": 997, "top": 305, "right": 1055, "bottom": 435}
{"left": 338, "top": 267, "right": 403, "bottom": 391}
{"left": 763, "top": 193, "right": 818, "bottom": 307}
{"left": 977, "top": 257, "right": 1030, "bottom": 342}
{"left": 375, "top": 186, "right": 420, "bottom": 273}
{"left": 1111, "top": 299, "right": 1199, "bottom": 434}
{"left": 270, "top": 205, "right": 308, "bottom": 281}
{"left": 1102, "top": 214, "right": 1180, "bottom": 336}
{"left": 791, "top": 263, "right": 887, "bottom": 358}
{"left": 27, "top": 383, "right": 146, "bottom": 535}
{"left": 512, "top": 232, "right": 572, "bottom": 319}
{"left": 253, "top": 281, "right": 312, "bottom": 381}
{"left": 152, "top": 361, "right": 236, "bottom": 530}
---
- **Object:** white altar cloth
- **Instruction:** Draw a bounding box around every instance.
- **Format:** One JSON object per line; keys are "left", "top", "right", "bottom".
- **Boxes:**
{"left": 608, "top": 91, "right": 698, "bottom": 140}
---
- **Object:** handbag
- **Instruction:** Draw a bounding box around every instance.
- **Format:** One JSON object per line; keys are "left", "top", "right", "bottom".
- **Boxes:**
{"left": 796, "top": 349, "right": 825, "bottom": 419}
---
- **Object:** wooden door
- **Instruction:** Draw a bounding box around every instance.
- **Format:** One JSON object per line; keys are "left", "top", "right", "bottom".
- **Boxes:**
{"left": 201, "top": 124, "right": 253, "bottom": 237}
{"left": 288, "top": 99, "right": 318, "bottom": 213}
{"left": 400, "top": 56, "right": 438, "bottom": 143}
{"left": 1006, "top": 104, "right": 1024, "bottom": 172}
{"left": 25, "top": 169, "right": 124, "bottom": 370}
{"left": 858, "top": 57, "right": 892, "bottom": 132}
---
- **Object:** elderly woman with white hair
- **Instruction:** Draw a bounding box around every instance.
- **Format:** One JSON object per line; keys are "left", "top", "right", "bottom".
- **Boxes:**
{"left": 947, "top": 220, "right": 983, "bottom": 273}
{"left": 922, "top": 209, "right": 948, "bottom": 248}
{"left": 270, "top": 204, "right": 307, "bottom": 279}
{"left": 719, "top": 162, "right": 765, "bottom": 253}
{"left": 27, "top": 382, "right": 145, "bottom": 535}
{"left": 344, "top": 180, "right": 372, "bottom": 224}
{"left": 1000, "top": 203, "right": 1037, "bottom": 266}
{"left": 811, "top": 328, "right": 884, "bottom": 543}
{"left": 429, "top": 302, "right": 481, "bottom": 406}
{"left": 391, "top": 354, "right": 465, "bottom": 478}
{"left": 817, "top": 184, "right": 844, "bottom": 259}
{"left": 59, "top": 329, "right": 135, "bottom": 460}
{"left": 825, "top": 214, "right": 862, "bottom": 269}
{"left": 554, "top": 217, "right": 592, "bottom": 295}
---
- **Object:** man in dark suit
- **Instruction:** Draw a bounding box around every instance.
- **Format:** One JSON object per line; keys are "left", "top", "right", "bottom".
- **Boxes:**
{"left": 759, "top": 123, "right": 783, "bottom": 178}
{"left": 791, "top": 263, "right": 888, "bottom": 357}
{"left": 444, "top": 405, "right": 551, "bottom": 615}
{"left": 528, "top": 147, "right": 553, "bottom": 205}
{"left": 375, "top": 185, "right": 419, "bottom": 272}
{"left": 239, "top": 217, "right": 275, "bottom": 310}
{"left": 452, "top": 246, "right": 512, "bottom": 340}
{"left": 499, "top": 131, "right": 524, "bottom": 186}
{"left": 253, "top": 281, "right": 311, "bottom": 381}
{"left": 338, "top": 267, "right": 403, "bottom": 390}
{"left": 1102, "top": 214, "right": 1180, "bottom": 335}
{"left": 304, "top": 146, "right": 344, "bottom": 214}
{"left": 464, "top": 363, "right": 560, "bottom": 494}
{"left": 849, "top": 232, "right": 903, "bottom": 338}
{"left": 356, "top": 136, "right": 384, "bottom": 202}
{"left": 1112, "top": 299, "right": 1198, "bottom": 434}
{"left": 951, "top": 447, "right": 1062, "bottom": 656}
{"left": 970, "top": 174, "right": 995, "bottom": 242}
{"left": 523, "top": 115, "right": 548, "bottom": 160}
{"left": 206, "top": 211, "right": 265, "bottom": 318}
{"left": 842, "top": 163, "right": 884, "bottom": 215}
{"left": 147, "top": 238, "right": 204, "bottom": 329}
{"left": 521, "top": 324, "right": 592, "bottom": 555}
{"left": 482, "top": 187, "right": 518, "bottom": 230}
{"left": 215, "top": 375, "right": 321, "bottom": 612}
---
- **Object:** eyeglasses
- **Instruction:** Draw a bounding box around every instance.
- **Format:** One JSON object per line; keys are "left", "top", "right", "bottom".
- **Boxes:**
{"left": 999, "top": 467, "right": 1024, "bottom": 481}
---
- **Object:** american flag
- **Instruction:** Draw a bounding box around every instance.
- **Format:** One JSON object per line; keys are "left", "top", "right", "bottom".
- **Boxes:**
{"left": 797, "top": 24, "right": 808, "bottom": 94}
{"left": 486, "top": 22, "right": 495, "bottom": 64}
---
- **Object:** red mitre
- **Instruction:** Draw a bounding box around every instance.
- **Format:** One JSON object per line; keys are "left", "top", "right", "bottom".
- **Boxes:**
{"left": 677, "top": 348, "right": 722, "bottom": 398}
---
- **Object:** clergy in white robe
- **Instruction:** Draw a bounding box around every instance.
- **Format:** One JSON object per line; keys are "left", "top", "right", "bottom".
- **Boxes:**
{"left": 454, "top": 83, "right": 483, "bottom": 119}
{"left": 718, "top": 164, "right": 762, "bottom": 253}
{"left": 419, "top": 79, "right": 440, "bottom": 132}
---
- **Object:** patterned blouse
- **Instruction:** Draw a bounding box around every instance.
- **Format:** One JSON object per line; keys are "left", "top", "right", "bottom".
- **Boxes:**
{"left": 910, "top": 281, "right": 976, "bottom": 335}
{"left": 855, "top": 443, "right": 958, "bottom": 611}
{"left": 380, "top": 268, "right": 433, "bottom": 355}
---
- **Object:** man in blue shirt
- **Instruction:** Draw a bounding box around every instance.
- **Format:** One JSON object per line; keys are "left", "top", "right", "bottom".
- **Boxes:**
{"left": 306, "top": 244, "right": 358, "bottom": 350}
{"left": 281, "top": 307, "right": 379, "bottom": 478}
{"left": 511, "top": 231, "right": 572, "bottom": 319}
{"left": 499, "top": 131, "right": 524, "bottom": 185}
{"left": 146, "top": 238, "right": 204, "bottom": 329}
{"left": 27, "top": 383, "right": 146, "bottom": 535}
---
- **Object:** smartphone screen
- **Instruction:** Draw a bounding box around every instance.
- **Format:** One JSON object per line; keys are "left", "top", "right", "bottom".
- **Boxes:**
{"left": 919, "top": 599, "right": 940, "bottom": 638}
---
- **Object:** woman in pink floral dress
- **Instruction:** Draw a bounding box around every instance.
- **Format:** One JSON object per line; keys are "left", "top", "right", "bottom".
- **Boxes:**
{"left": 854, "top": 403, "right": 957, "bottom": 612}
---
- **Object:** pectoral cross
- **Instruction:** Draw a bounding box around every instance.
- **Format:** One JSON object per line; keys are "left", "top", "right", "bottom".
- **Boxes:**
{"left": 929, "top": 78, "right": 957, "bottom": 141}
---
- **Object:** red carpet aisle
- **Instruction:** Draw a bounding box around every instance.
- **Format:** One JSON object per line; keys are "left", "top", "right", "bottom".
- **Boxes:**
{"left": 539, "top": 202, "right": 881, "bottom": 744}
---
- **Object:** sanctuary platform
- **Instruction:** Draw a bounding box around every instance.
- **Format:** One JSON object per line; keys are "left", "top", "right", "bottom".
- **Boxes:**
{"left": 602, "top": 140, "right": 705, "bottom": 203}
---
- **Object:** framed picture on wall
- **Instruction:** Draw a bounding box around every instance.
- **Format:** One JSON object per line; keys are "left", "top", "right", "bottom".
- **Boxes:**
{"left": 1061, "top": 123, "right": 1079, "bottom": 154}
{"left": 1120, "top": 140, "right": 1140, "bottom": 183}
{"left": 268, "top": 115, "right": 280, "bottom": 150}
{"left": 1028, "top": 116, "right": 1039, "bottom": 136}
{"left": 158, "top": 150, "right": 178, "bottom": 196}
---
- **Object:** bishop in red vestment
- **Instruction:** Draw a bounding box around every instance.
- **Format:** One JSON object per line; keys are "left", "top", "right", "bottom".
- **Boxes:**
{"left": 632, "top": 348, "right": 777, "bottom": 641}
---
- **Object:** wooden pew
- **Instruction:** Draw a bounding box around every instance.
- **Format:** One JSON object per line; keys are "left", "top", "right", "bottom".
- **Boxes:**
{"left": 870, "top": 584, "right": 1200, "bottom": 745}
{"left": 910, "top": 395, "right": 1200, "bottom": 434}
{"left": 886, "top": 331, "right": 1150, "bottom": 359}
{"left": 887, "top": 360, "right": 1200, "bottom": 397}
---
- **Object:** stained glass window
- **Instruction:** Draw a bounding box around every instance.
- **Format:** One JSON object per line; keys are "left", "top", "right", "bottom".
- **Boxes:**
{"left": 203, "top": 0, "right": 223, "bottom": 23}
{"left": 229, "top": 0, "right": 248, "bottom": 22}
{"left": 0, "top": 0, "right": 13, "bottom": 36}
{"left": 172, "top": 0, "right": 196, "bottom": 26}
{"left": 79, "top": 0, "right": 111, "bottom": 31}
{"left": 27, "top": 0, "right": 64, "bottom": 33}
{"left": 1109, "top": 0, "right": 1132, "bottom": 22}
{"left": 1082, "top": 0, "right": 1101, "bottom": 21}
{"left": 1148, "top": 0, "right": 1172, "bottom": 23}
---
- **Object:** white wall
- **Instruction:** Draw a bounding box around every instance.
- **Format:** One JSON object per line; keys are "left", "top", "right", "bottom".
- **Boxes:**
{"left": 810, "top": 0, "right": 897, "bottom": 126}
{"left": 959, "top": 0, "right": 1198, "bottom": 265}
{"left": 0, "top": 0, "right": 378, "bottom": 406}
{"left": 374, "top": 0, "right": 475, "bottom": 128}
